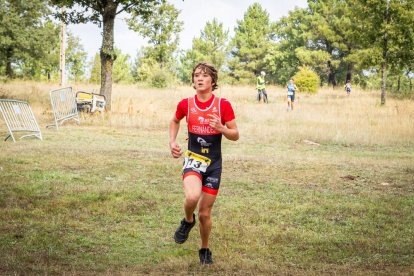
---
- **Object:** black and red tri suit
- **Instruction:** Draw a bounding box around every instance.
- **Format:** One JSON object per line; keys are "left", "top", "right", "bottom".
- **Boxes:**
{"left": 175, "top": 94, "right": 235, "bottom": 195}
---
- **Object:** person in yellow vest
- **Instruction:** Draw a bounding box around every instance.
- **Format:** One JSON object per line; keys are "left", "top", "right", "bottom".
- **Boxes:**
{"left": 256, "top": 71, "right": 268, "bottom": 103}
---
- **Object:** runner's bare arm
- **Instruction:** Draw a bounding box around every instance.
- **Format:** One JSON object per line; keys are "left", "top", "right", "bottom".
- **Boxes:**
{"left": 223, "top": 119, "right": 239, "bottom": 141}
{"left": 169, "top": 115, "right": 183, "bottom": 158}
{"left": 207, "top": 114, "right": 239, "bottom": 141}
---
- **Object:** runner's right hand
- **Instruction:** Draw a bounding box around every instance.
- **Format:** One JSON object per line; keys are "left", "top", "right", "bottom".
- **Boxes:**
{"left": 169, "top": 142, "right": 182, "bottom": 158}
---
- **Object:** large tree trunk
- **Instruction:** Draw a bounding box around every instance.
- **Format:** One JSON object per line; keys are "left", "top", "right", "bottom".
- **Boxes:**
{"left": 5, "top": 48, "right": 14, "bottom": 79}
{"left": 381, "top": 0, "right": 390, "bottom": 106}
{"left": 327, "top": 60, "right": 337, "bottom": 88}
{"left": 380, "top": 59, "right": 387, "bottom": 105}
{"left": 100, "top": 1, "right": 118, "bottom": 111}
{"left": 5, "top": 61, "right": 13, "bottom": 79}
{"left": 346, "top": 63, "right": 353, "bottom": 82}
{"left": 397, "top": 75, "right": 401, "bottom": 93}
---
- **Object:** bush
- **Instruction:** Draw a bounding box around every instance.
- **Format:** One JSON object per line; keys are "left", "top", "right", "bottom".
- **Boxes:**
{"left": 149, "top": 68, "right": 170, "bottom": 88}
{"left": 293, "top": 66, "right": 320, "bottom": 94}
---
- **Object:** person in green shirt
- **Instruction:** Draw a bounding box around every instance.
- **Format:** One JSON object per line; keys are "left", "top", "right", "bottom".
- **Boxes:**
{"left": 256, "top": 71, "right": 268, "bottom": 103}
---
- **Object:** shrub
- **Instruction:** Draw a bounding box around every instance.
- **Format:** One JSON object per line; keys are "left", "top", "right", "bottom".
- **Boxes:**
{"left": 293, "top": 66, "right": 320, "bottom": 94}
{"left": 149, "top": 69, "right": 168, "bottom": 88}
{"left": 148, "top": 67, "right": 177, "bottom": 88}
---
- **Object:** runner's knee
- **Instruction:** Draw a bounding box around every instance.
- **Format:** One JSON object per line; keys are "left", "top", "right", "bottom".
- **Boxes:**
{"left": 186, "top": 194, "right": 200, "bottom": 206}
{"left": 198, "top": 210, "right": 211, "bottom": 223}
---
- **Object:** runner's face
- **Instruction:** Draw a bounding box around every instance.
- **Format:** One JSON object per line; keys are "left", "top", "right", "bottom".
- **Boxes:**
{"left": 194, "top": 68, "right": 213, "bottom": 92}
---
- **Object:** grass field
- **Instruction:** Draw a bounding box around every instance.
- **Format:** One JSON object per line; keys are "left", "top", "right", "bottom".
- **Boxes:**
{"left": 0, "top": 81, "right": 413, "bottom": 274}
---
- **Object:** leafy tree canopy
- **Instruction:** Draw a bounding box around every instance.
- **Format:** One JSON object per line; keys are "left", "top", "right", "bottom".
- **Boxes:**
{"left": 228, "top": 2, "right": 274, "bottom": 83}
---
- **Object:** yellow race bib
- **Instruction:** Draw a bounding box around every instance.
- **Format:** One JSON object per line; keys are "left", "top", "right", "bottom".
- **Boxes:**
{"left": 183, "top": 150, "right": 211, "bottom": 173}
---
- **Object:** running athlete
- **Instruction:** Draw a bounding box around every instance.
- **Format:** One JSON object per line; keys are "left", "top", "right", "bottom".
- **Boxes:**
{"left": 344, "top": 80, "right": 351, "bottom": 96}
{"left": 169, "top": 62, "right": 239, "bottom": 265}
{"left": 287, "top": 78, "right": 298, "bottom": 111}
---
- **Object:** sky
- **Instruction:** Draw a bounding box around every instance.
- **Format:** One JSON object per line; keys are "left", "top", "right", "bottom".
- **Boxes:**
{"left": 67, "top": 1, "right": 308, "bottom": 61}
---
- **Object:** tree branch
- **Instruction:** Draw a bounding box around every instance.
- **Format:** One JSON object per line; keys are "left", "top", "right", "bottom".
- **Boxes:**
{"left": 116, "top": 3, "right": 134, "bottom": 15}
{"left": 79, "top": 0, "right": 100, "bottom": 13}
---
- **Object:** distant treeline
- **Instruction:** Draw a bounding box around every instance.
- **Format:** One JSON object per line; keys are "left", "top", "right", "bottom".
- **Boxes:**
{"left": 1, "top": 0, "right": 413, "bottom": 94}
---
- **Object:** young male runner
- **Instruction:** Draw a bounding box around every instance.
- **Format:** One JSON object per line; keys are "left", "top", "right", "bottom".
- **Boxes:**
{"left": 169, "top": 62, "right": 239, "bottom": 265}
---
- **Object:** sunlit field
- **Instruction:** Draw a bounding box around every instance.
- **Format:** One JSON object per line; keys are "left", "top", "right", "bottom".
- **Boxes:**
{"left": 0, "top": 81, "right": 413, "bottom": 274}
{"left": 2, "top": 81, "right": 413, "bottom": 145}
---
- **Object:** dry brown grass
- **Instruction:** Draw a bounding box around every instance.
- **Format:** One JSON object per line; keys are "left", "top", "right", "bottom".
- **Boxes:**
{"left": 0, "top": 81, "right": 413, "bottom": 146}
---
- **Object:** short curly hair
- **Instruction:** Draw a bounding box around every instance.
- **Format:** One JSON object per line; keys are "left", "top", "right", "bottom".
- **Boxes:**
{"left": 191, "top": 62, "right": 218, "bottom": 91}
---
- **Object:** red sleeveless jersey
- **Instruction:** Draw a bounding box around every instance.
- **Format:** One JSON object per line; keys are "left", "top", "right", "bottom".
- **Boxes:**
{"left": 187, "top": 96, "right": 223, "bottom": 162}
{"left": 187, "top": 96, "right": 221, "bottom": 135}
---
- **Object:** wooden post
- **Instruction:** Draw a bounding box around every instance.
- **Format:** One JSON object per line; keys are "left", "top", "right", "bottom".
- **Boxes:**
{"left": 60, "top": 7, "right": 66, "bottom": 87}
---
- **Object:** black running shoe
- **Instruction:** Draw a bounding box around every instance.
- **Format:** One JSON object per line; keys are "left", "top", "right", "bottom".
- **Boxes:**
{"left": 199, "top": 248, "right": 213, "bottom": 265}
{"left": 174, "top": 213, "right": 196, "bottom": 244}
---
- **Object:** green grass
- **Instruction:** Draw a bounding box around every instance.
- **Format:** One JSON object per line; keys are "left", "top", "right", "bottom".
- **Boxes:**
{"left": 0, "top": 123, "right": 413, "bottom": 274}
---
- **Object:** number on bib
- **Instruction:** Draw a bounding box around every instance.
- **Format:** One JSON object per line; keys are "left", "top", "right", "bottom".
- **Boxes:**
{"left": 183, "top": 150, "right": 211, "bottom": 173}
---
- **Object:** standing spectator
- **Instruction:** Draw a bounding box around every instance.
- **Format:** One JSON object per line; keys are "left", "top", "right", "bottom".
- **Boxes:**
{"left": 256, "top": 71, "right": 268, "bottom": 103}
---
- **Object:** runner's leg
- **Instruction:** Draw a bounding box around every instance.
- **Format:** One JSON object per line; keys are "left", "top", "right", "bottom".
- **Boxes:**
{"left": 183, "top": 174, "right": 202, "bottom": 222}
{"left": 198, "top": 192, "right": 217, "bottom": 248}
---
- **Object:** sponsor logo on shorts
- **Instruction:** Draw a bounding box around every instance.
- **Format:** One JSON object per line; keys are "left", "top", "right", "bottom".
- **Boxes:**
{"left": 206, "top": 177, "right": 218, "bottom": 183}
{"left": 205, "top": 183, "right": 214, "bottom": 188}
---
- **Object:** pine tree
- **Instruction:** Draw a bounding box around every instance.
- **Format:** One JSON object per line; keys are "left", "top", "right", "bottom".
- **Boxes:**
{"left": 228, "top": 3, "right": 273, "bottom": 84}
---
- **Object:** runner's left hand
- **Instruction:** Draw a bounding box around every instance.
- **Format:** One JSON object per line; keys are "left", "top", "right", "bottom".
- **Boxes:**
{"left": 207, "top": 114, "right": 224, "bottom": 132}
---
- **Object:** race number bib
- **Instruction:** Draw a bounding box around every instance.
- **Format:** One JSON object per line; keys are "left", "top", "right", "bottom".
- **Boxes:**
{"left": 183, "top": 150, "right": 211, "bottom": 173}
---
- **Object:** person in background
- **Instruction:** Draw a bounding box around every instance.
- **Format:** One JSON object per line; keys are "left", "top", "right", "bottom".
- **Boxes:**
{"left": 256, "top": 71, "right": 268, "bottom": 103}
{"left": 344, "top": 79, "right": 351, "bottom": 96}
{"left": 287, "top": 78, "right": 298, "bottom": 111}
